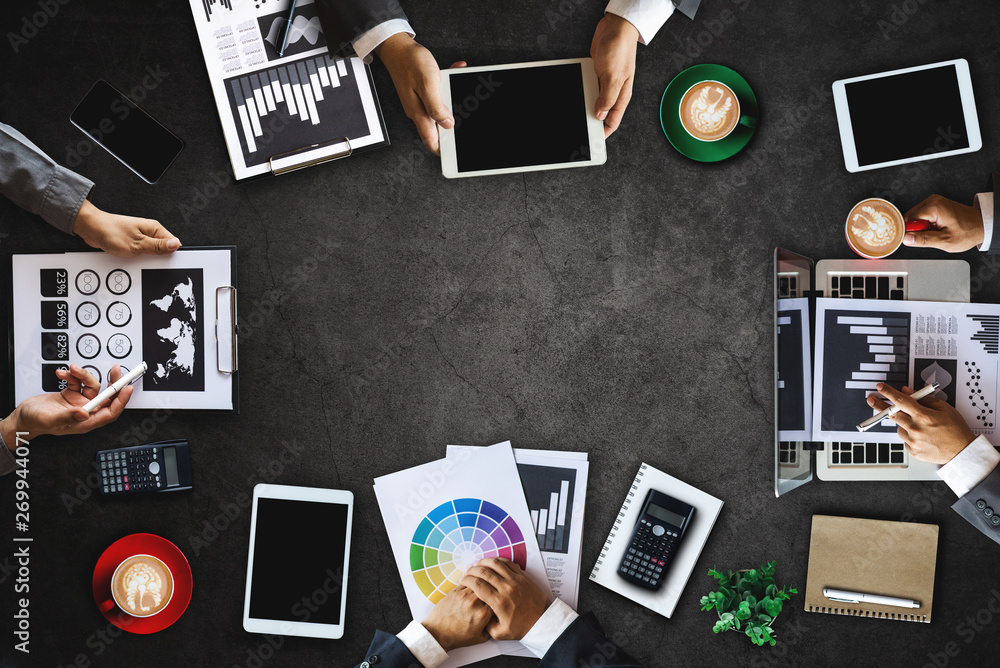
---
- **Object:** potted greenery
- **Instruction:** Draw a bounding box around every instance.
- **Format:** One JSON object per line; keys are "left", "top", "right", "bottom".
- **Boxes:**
{"left": 699, "top": 561, "right": 797, "bottom": 647}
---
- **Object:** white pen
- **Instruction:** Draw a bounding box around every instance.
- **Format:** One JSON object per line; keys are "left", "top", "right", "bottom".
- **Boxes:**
{"left": 824, "top": 588, "right": 920, "bottom": 609}
{"left": 856, "top": 382, "right": 940, "bottom": 432}
{"left": 81, "top": 362, "right": 148, "bottom": 413}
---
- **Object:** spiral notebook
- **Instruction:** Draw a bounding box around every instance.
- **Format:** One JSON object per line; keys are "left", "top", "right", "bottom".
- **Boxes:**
{"left": 588, "top": 463, "right": 723, "bottom": 618}
{"left": 805, "top": 515, "right": 938, "bottom": 622}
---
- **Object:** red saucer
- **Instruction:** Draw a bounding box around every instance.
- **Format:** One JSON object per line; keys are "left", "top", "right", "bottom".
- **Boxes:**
{"left": 92, "top": 533, "right": 193, "bottom": 634}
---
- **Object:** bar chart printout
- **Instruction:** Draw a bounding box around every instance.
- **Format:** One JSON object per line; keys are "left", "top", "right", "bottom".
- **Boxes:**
{"left": 819, "top": 309, "right": 911, "bottom": 434}
{"left": 969, "top": 314, "right": 1000, "bottom": 354}
{"left": 224, "top": 54, "right": 371, "bottom": 168}
{"left": 518, "top": 464, "right": 576, "bottom": 554}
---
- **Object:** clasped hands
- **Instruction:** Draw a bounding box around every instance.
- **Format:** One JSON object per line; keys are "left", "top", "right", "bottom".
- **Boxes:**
{"left": 419, "top": 557, "right": 550, "bottom": 652}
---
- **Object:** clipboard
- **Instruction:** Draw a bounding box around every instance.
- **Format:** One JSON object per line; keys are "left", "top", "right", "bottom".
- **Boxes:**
{"left": 187, "top": 0, "right": 390, "bottom": 181}
{"left": 8, "top": 246, "right": 239, "bottom": 413}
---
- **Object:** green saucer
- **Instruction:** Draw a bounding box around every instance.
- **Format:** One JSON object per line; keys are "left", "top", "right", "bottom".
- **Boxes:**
{"left": 660, "top": 64, "right": 759, "bottom": 162}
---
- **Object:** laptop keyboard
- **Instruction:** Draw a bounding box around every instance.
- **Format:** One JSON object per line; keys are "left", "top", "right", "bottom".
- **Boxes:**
{"left": 826, "top": 274, "right": 906, "bottom": 300}
{"left": 830, "top": 441, "right": 906, "bottom": 466}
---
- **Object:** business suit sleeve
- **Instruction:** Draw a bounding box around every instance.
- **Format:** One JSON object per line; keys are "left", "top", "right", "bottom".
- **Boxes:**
{"left": 538, "top": 612, "right": 644, "bottom": 668}
{"left": 0, "top": 122, "right": 94, "bottom": 234}
{"left": 314, "top": 0, "right": 408, "bottom": 57}
{"left": 352, "top": 630, "right": 424, "bottom": 668}
{"left": 986, "top": 172, "right": 1000, "bottom": 255}
{"left": 952, "top": 467, "right": 1000, "bottom": 546}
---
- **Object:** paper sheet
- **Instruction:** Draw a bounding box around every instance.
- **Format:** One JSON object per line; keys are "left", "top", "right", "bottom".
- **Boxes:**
{"left": 373, "top": 442, "right": 551, "bottom": 668}
{"left": 187, "top": 0, "right": 386, "bottom": 179}
{"left": 777, "top": 297, "right": 813, "bottom": 442}
{"left": 813, "top": 298, "right": 1000, "bottom": 443}
{"left": 447, "top": 445, "right": 589, "bottom": 609}
{"left": 12, "top": 250, "right": 235, "bottom": 410}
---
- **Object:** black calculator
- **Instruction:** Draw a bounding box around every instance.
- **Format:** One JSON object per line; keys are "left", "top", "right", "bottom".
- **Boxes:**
{"left": 617, "top": 489, "right": 695, "bottom": 590}
{"left": 96, "top": 439, "right": 193, "bottom": 496}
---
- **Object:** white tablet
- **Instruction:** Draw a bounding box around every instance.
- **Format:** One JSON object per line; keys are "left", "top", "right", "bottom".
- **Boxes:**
{"left": 832, "top": 59, "right": 981, "bottom": 173}
{"left": 439, "top": 58, "right": 607, "bottom": 178}
{"left": 243, "top": 484, "right": 353, "bottom": 639}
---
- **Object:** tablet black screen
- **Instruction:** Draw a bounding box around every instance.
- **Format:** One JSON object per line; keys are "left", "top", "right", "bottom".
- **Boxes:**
{"left": 248, "top": 498, "right": 349, "bottom": 625}
{"left": 845, "top": 64, "right": 970, "bottom": 166}
{"left": 450, "top": 63, "right": 591, "bottom": 172}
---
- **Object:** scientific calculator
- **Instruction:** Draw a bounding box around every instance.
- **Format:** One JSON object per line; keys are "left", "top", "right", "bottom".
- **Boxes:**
{"left": 96, "top": 439, "right": 192, "bottom": 496}
{"left": 617, "top": 489, "right": 695, "bottom": 590}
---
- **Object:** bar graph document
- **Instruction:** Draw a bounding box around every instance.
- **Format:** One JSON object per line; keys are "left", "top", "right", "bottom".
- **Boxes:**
{"left": 813, "top": 298, "right": 1000, "bottom": 443}
{"left": 447, "top": 446, "right": 589, "bottom": 609}
{"left": 188, "top": 0, "right": 387, "bottom": 179}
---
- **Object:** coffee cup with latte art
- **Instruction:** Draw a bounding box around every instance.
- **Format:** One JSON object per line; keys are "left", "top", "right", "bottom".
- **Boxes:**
{"left": 99, "top": 554, "right": 174, "bottom": 618}
{"left": 845, "top": 198, "right": 930, "bottom": 259}
{"left": 678, "top": 80, "right": 756, "bottom": 142}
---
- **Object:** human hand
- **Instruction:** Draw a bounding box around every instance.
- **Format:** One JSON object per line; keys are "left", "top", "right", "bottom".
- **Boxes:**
{"left": 460, "top": 558, "right": 549, "bottom": 641}
{"left": 375, "top": 33, "right": 466, "bottom": 155}
{"left": 867, "top": 383, "right": 976, "bottom": 464}
{"left": 590, "top": 13, "right": 639, "bottom": 138}
{"left": 4, "top": 365, "right": 133, "bottom": 446}
{"left": 902, "top": 194, "right": 984, "bottom": 252}
{"left": 73, "top": 199, "right": 181, "bottom": 257}
{"left": 420, "top": 585, "right": 492, "bottom": 652}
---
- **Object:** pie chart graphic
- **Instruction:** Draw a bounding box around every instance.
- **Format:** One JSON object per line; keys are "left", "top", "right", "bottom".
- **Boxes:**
{"left": 410, "top": 498, "right": 527, "bottom": 603}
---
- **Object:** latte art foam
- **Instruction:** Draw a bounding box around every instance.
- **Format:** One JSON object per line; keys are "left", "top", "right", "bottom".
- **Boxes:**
{"left": 851, "top": 205, "right": 898, "bottom": 249}
{"left": 845, "top": 199, "right": 905, "bottom": 258}
{"left": 111, "top": 554, "right": 174, "bottom": 617}
{"left": 679, "top": 81, "right": 739, "bottom": 141}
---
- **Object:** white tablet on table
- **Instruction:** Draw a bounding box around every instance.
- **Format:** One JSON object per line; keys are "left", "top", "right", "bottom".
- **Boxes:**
{"left": 243, "top": 484, "right": 353, "bottom": 639}
{"left": 832, "top": 58, "right": 981, "bottom": 173}
{"left": 439, "top": 58, "right": 607, "bottom": 178}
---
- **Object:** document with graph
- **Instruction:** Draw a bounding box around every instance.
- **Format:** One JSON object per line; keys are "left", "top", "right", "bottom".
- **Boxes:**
{"left": 812, "top": 298, "right": 1000, "bottom": 443}
{"left": 188, "top": 0, "right": 388, "bottom": 179}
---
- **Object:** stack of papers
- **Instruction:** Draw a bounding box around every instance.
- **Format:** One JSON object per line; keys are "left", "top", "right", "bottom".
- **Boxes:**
{"left": 374, "top": 441, "right": 588, "bottom": 668}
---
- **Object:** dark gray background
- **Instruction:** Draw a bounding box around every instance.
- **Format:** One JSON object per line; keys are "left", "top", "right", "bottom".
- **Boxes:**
{"left": 2, "top": 0, "right": 1000, "bottom": 666}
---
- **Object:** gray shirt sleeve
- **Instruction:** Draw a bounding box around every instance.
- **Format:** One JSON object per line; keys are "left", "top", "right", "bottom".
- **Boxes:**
{"left": 0, "top": 122, "right": 94, "bottom": 235}
{"left": 0, "top": 428, "right": 18, "bottom": 477}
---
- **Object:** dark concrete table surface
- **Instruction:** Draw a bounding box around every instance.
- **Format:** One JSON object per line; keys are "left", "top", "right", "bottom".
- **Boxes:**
{"left": 2, "top": 1, "right": 1000, "bottom": 666}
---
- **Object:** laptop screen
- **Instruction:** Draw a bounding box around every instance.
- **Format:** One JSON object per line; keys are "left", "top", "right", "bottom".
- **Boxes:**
{"left": 774, "top": 249, "right": 815, "bottom": 497}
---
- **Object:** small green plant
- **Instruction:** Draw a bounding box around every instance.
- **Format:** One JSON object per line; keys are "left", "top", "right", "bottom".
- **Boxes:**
{"left": 699, "top": 561, "right": 797, "bottom": 647}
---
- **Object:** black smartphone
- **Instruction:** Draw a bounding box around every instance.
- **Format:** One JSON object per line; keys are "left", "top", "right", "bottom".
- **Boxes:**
{"left": 70, "top": 80, "right": 183, "bottom": 184}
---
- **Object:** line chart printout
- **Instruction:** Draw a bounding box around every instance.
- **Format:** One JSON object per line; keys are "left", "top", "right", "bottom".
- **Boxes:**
{"left": 374, "top": 442, "right": 551, "bottom": 668}
{"left": 188, "top": 0, "right": 387, "bottom": 179}
{"left": 813, "top": 298, "right": 1000, "bottom": 443}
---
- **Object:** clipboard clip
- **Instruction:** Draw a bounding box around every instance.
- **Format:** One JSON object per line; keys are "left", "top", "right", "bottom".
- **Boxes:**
{"left": 216, "top": 286, "right": 238, "bottom": 374}
{"left": 268, "top": 136, "right": 352, "bottom": 176}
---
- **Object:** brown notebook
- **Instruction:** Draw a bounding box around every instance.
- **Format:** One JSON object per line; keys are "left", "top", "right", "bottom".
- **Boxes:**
{"left": 805, "top": 515, "right": 938, "bottom": 623}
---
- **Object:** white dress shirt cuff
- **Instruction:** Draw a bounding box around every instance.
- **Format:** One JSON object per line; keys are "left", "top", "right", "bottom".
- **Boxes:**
{"left": 396, "top": 620, "right": 449, "bottom": 668}
{"left": 352, "top": 19, "right": 415, "bottom": 64}
{"left": 975, "top": 192, "right": 994, "bottom": 252}
{"left": 937, "top": 435, "right": 1000, "bottom": 498}
{"left": 520, "top": 599, "right": 580, "bottom": 659}
{"left": 605, "top": 0, "right": 675, "bottom": 45}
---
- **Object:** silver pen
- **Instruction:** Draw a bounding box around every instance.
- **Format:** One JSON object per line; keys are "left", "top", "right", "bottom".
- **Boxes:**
{"left": 824, "top": 588, "right": 920, "bottom": 609}
{"left": 856, "top": 382, "right": 940, "bottom": 432}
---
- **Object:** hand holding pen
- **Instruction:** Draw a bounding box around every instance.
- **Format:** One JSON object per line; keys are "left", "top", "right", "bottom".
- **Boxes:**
{"left": 865, "top": 382, "right": 978, "bottom": 465}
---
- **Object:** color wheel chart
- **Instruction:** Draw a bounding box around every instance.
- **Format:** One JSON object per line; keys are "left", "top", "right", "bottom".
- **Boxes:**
{"left": 410, "top": 498, "right": 527, "bottom": 603}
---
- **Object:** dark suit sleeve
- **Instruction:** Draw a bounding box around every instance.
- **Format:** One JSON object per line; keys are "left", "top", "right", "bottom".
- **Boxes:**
{"left": 352, "top": 630, "right": 423, "bottom": 668}
{"left": 951, "top": 465, "right": 1000, "bottom": 546}
{"left": 985, "top": 172, "right": 999, "bottom": 255}
{"left": 314, "top": 0, "right": 408, "bottom": 58}
{"left": 539, "top": 612, "right": 644, "bottom": 668}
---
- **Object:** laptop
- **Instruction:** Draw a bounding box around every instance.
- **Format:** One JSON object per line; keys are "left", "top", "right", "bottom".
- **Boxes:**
{"left": 773, "top": 248, "right": 970, "bottom": 496}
